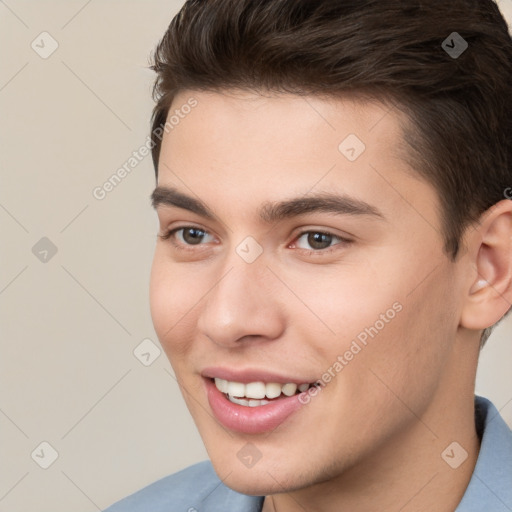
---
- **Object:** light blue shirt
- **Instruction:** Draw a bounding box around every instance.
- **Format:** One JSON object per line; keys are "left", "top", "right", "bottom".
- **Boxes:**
{"left": 103, "top": 395, "right": 512, "bottom": 511}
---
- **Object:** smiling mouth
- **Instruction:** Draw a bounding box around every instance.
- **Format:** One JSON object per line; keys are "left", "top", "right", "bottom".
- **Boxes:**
{"left": 213, "top": 378, "right": 318, "bottom": 407}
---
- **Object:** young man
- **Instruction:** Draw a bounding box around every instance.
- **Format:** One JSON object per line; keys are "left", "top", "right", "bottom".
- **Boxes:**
{"left": 105, "top": 0, "right": 512, "bottom": 510}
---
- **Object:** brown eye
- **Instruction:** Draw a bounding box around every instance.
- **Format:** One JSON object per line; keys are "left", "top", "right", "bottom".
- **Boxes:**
{"left": 307, "top": 232, "right": 333, "bottom": 250}
{"left": 295, "top": 231, "right": 340, "bottom": 251}
{"left": 181, "top": 227, "right": 207, "bottom": 245}
{"left": 165, "top": 227, "right": 215, "bottom": 246}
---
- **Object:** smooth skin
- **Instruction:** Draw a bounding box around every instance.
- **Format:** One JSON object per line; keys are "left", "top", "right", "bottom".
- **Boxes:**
{"left": 149, "top": 89, "right": 512, "bottom": 512}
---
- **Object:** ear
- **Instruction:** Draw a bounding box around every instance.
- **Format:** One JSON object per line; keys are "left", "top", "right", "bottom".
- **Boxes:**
{"left": 460, "top": 199, "right": 512, "bottom": 331}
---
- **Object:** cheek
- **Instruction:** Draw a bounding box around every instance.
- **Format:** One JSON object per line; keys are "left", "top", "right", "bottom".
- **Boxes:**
{"left": 296, "top": 254, "right": 457, "bottom": 394}
{"left": 345, "top": 264, "right": 459, "bottom": 406}
{"left": 277, "top": 260, "right": 398, "bottom": 344}
{"left": 149, "top": 252, "right": 201, "bottom": 358}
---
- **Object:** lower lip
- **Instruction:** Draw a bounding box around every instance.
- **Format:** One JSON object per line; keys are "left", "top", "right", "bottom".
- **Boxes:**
{"left": 205, "top": 379, "right": 304, "bottom": 434}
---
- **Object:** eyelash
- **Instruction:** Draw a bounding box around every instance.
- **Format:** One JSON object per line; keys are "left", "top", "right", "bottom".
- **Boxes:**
{"left": 159, "top": 226, "right": 353, "bottom": 254}
{"left": 292, "top": 230, "right": 352, "bottom": 254}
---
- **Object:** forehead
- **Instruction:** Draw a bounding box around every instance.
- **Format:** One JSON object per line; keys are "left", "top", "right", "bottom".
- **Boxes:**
{"left": 157, "top": 89, "right": 437, "bottom": 227}
{"left": 165, "top": 89, "right": 405, "bottom": 156}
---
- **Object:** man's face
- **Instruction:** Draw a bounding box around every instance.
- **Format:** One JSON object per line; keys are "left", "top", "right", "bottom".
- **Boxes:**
{"left": 150, "top": 90, "right": 466, "bottom": 494}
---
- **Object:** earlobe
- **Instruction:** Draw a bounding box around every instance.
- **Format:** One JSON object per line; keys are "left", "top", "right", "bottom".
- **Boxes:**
{"left": 460, "top": 199, "right": 512, "bottom": 331}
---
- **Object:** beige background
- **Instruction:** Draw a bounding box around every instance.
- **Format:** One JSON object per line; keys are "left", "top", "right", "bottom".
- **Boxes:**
{"left": 1, "top": 1, "right": 511, "bottom": 511}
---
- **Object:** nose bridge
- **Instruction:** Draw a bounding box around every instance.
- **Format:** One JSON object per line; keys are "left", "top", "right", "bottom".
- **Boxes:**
{"left": 197, "top": 250, "right": 284, "bottom": 346}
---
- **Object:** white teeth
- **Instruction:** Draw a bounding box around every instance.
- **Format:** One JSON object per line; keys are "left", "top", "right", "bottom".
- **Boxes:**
{"left": 229, "top": 396, "right": 250, "bottom": 406}
{"left": 228, "top": 396, "right": 270, "bottom": 407}
{"left": 214, "top": 378, "right": 229, "bottom": 393}
{"left": 214, "top": 378, "right": 311, "bottom": 401}
{"left": 265, "top": 382, "right": 282, "bottom": 399}
{"left": 245, "top": 381, "right": 266, "bottom": 399}
{"left": 282, "top": 383, "right": 297, "bottom": 396}
{"left": 249, "top": 399, "right": 269, "bottom": 407}
{"left": 227, "top": 381, "right": 245, "bottom": 397}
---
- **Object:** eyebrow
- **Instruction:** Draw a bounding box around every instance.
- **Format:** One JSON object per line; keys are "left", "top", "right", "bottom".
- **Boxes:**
{"left": 151, "top": 186, "right": 385, "bottom": 223}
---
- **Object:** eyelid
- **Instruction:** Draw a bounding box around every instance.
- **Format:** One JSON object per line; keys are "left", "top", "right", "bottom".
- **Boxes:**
{"left": 158, "top": 225, "right": 353, "bottom": 256}
{"left": 290, "top": 229, "right": 352, "bottom": 250}
{"left": 290, "top": 225, "right": 354, "bottom": 242}
{"left": 158, "top": 224, "right": 216, "bottom": 245}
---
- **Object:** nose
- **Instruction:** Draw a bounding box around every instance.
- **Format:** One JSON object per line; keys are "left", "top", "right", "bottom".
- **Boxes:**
{"left": 196, "top": 259, "right": 286, "bottom": 348}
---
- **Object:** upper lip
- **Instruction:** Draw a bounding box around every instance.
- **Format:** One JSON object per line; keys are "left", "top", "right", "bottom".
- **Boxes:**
{"left": 201, "top": 366, "right": 315, "bottom": 384}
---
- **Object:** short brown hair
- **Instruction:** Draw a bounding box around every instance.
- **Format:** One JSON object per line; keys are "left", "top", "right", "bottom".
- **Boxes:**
{"left": 149, "top": 0, "right": 512, "bottom": 340}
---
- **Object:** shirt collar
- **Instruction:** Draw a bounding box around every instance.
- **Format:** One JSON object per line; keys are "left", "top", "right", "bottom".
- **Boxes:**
{"left": 455, "top": 395, "right": 512, "bottom": 511}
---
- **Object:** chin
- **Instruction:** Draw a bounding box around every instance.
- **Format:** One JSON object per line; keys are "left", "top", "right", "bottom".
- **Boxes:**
{"left": 214, "top": 463, "right": 301, "bottom": 496}
{"left": 206, "top": 447, "right": 325, "bottom": 496}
